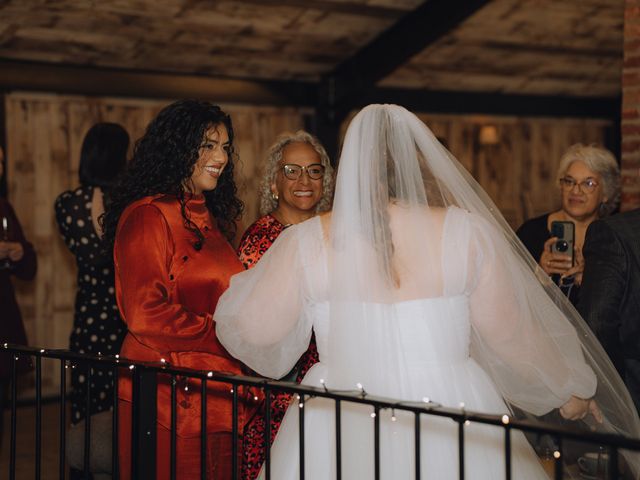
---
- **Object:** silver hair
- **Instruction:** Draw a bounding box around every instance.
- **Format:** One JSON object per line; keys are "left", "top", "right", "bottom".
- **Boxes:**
{"left": 556, "top": 143, "right": 621, "bottom": 217}
{"left": 259, "top": 130, "right": 334, "bottom": 215}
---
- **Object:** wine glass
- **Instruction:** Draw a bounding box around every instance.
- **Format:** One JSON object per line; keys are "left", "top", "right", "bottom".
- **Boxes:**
{"left": 0, "top": 215, "right": 13, "bottom": 270}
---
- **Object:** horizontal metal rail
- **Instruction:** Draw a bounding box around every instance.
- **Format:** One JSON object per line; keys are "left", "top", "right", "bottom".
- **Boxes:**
{"left": 4, "top": 343, "right": 639, "bottom": 480}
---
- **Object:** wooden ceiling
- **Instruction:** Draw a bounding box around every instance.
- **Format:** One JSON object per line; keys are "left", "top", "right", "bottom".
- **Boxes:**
{"left": 0, "top": 0, "right": 624, "bottom": 106}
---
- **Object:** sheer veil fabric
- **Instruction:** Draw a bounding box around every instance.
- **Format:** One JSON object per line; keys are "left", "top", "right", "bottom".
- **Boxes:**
{"left": 216, "top": 104, "right": 640, "bottom": 476}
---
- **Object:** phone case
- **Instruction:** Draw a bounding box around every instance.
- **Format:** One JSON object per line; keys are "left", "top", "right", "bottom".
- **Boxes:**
{"left": 550, "top": 220, "right": 575, "bottom": 265}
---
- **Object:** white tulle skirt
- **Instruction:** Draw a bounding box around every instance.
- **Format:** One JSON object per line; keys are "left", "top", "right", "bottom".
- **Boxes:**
{"left": 257, "top": 358, "right": 550, "bottom": 480}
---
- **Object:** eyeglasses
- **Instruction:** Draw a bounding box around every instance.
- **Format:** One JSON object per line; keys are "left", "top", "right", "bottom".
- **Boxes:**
{"left": 559, "top": 177, "right": 599, "bottom": 194}
{"left": 282, "top": 163, "right": 325, "bottom": 180}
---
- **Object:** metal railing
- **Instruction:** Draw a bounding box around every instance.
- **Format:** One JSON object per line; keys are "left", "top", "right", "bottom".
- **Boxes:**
{"left": 3, "top": 343, "right": 640, "bottom": 479}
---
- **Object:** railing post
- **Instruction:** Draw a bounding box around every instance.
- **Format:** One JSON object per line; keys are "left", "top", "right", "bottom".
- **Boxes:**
{"left": 335, "top": 400, "right": 342, "bottom": 480}
{"left": 264, "top": 386, "right": 272, "bottom": 480}
{"left": 458, "top": 419, "right": 465, "bottom": 480}
{"left": 59, "top": 359, "right": 67, "bottom": 480}
{"left": 9, "top": 354, "right": 17, "bottom": 480}
{"left": 35, "top": 355, "right": 42, "bottom": 480}
{"left": 414, "top": 413, "right": 420, "bottom": 480}
{"left": 554, "top": 437, "right": 563, "bottom": 480}
{"left": 131, "top": 366, "right": 157, "bottom": 479}
{"left": 298, "top": 394, "right": 305, "bottom": 480}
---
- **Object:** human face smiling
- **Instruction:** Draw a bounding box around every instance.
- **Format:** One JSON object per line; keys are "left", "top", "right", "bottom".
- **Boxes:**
{"left": 189, "top": 124, "right": 230, "bottom": 195}
{"left": 560, "top": 160, "right": 605, "bottom": 221}
{"left": 271, "top": 142, "right": 324, "bottom": 223}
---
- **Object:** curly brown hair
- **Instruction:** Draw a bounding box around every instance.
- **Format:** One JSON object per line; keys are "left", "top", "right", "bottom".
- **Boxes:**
{"left": 102, "top": 100, "right": 243, "bottom": 253}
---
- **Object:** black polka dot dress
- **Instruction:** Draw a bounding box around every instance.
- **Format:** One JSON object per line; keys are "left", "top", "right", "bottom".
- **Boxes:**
{"left": 54, "top": 185, "right": 127, "bottom": 424}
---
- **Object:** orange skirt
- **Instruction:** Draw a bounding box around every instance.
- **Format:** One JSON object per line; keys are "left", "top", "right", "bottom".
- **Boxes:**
{"left": 118, "top": 400, "right": 241, "bottom": 480}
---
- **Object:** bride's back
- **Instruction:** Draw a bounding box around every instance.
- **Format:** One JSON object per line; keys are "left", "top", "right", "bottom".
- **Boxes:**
{"left": 321, "top": 204, "right": 461, "bottom": 304}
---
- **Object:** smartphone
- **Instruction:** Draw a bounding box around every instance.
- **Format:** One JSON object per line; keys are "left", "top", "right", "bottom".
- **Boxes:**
{"left": 550, "top": 221, "right": 575, "bottom": 266}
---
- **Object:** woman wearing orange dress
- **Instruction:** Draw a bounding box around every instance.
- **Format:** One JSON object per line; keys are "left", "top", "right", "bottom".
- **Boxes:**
{"left": 103, "top": 100, "right": 254, "bottom": 479}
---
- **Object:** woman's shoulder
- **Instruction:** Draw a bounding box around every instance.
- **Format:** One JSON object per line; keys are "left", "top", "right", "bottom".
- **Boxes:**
{"left": 236, "top": 214, "right": 285, "bottom": 267}
{"left": 241, "top": 214, "right": 282, "bottom": 239}
{"left": 55, "top": 185, "right": 90, "bottom": 207}
{"left": 516, "top": 212, "right": 550, "bottom": 237}
{"left": 120, "top": 195, "right": 170, "bottom": 225}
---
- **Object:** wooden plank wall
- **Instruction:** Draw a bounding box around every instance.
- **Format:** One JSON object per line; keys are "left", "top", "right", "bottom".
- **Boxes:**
{"left": 4, "top": 92, "right": 308, "bottom": 388}
{"left": 417, "top": 113, "right": 612, "bottom": 226}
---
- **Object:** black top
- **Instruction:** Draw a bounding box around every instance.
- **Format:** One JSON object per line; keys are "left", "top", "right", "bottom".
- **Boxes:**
{"left": 516, "top": 212, "right": 580, "bottom": 305}
{"left": 0, "top": 197, "right": 37, "bottom": 378}
{"left": 54, "top": 185, "right": 126, "bottom": 422}
{"left": 516, "top": 213, "right": 551, "bottom": 264}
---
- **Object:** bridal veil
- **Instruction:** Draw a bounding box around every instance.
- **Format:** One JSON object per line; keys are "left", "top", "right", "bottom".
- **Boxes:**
{"left": 216, "top": 104, "right": 640, "bottom": 472}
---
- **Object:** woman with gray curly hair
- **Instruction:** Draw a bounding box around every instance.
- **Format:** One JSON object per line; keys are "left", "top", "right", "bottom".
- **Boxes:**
{"left": 235, "top": 130, "right": 333, "bottom": 480}
{"left": 516, "top": 143, "right": 620, "bottom": 304}
{"left": 237, "top": 130, "right": 334, "bottom": 269}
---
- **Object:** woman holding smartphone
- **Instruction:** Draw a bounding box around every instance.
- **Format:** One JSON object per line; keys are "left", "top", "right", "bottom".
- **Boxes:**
{"left": 516, "top": 143, "right": 620, "bottom": 304}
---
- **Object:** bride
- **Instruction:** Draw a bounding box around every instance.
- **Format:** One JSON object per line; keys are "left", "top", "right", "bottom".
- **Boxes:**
{"left": 215, "top": 104, "right": 640, "bottom": 479}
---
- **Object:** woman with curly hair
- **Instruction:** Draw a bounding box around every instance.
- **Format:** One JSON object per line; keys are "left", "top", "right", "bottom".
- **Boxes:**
{"left": 238, "top": 130, "right": 334, "bottom": 267}
{"left": 103, "top": 99, "right": 254, "bottom": 479}
{"left": 516, "top": 143, "right": 620, "bottom": 305}
{"left": 236, "top": 130, "right": 333, "bottom": 479}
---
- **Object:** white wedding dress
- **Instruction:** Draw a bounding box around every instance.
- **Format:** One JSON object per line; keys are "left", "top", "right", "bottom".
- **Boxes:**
{"left": 217, "top": 104, "right": 640, "bottom": 479}
{"left": 217, "top": 207, "right": 595, "bottom": 480}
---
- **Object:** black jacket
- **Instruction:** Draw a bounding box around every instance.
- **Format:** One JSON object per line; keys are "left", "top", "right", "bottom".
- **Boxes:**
{"left": 578, "top": 209, "right": 640, "bottom": 412}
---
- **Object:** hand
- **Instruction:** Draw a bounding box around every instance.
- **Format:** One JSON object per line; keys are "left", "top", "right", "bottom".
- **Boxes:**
{"left": 540, "top": 237, "right": 573, "bottom": 276}
{"left": 0, "top": 241, "right": 11, "bottom": 260}
{"left": 559, "top": 396, "right": 603, "bottom": 423}
{"left": 0, "top": 241, "right": 24, "bottom": 262}
{"left": 561, "top": 247, "right": 584, "bottom": 286}
{"left": 8, "top": 242, "right": 24, "bottom": 262}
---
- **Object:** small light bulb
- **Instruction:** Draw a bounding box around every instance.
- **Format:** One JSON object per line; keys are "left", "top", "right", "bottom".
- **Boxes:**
{"left": 128, "top": 365, "right": 134, "bottom": 370}
{"left": 391, "top": 415, "right": 397, "bottom": 422}
{"left": 464, "top": 420, "right": 470, "bottom": 426}
{"left": 298, "top": 403, "right": 304, "bottom": 409}
{"left": 553, "top": 451, "right": 561, "bottom": 459}
{"left": 40, "top": 349, "right": 45, "bottom": 353}
{"left": 370, "top": 412, "right": 376, "bottom": 418}
{"left": 207, "top": 371, "right": 213, "bottom": 377}
{"left": 458, "top": 402, "right": 465, "bottom": 409}
{"left": 356, "top": 383, "right": 363, "bottom": 390}
{"left": 422, "top": 397, "right": 430, "bottom": 403}
{"left": 501, "top": 415, "right": 510, "bottom": 425}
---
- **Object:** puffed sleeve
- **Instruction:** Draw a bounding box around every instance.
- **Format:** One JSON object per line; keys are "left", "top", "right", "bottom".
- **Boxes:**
{"left": 115, "top": 204, "right": 217, "bottom": 353}
{"left": 447, "top": 209, "right": 596, "bottom": 415}
{"left": 216, "top": 224, "right": 314, "bottom": 379}
{"left": 5, "top": 200, "right": 36, "bottom": 281}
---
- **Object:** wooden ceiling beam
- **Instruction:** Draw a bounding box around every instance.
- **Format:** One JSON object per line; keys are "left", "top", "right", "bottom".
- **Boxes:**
{"left": 214, "top": 0, "right": 408, "bottom": 18}
{"left": 320, "top": 0, "right": 493, "bottom": 121}
{"left": 365, "top": 87, "right": 620, "bottom": 119}
{"left": 0, "top": 59, "right": 317, "bottom": 107}
{"left": 0, "top": 59, "right": 620, "bottom": 120}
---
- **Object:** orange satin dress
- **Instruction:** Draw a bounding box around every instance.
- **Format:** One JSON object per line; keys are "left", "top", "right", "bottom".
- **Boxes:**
{"left": 114, "top": 194, "right": 253, "bottom": 479}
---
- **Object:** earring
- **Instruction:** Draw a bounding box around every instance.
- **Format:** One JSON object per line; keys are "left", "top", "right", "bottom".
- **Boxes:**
{"left": 272, "top": 192, "right": 279, "bottom": 201}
